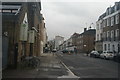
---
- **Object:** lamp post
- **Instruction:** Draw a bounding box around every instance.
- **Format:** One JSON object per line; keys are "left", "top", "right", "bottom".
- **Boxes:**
{"left": 84, "top": 44, "right": 88, "bottom": 56}
{"left": 84, "top": 45, "right": 86, "bottom": 53}
{"left": 89, "top": 23, "right": 94, "bottom": 30}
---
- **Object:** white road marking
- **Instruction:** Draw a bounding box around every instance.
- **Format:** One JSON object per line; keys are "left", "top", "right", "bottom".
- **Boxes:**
{"left": 59, "top": 54, "right": 63, "bottom": 56}
{"left": 57, "top": 55, "right": 80, "bottom": 79}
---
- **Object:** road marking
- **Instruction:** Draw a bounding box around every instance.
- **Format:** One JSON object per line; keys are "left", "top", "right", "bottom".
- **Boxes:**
{"left": 60, "top": 60, "right": 75, "bottom": 76}
{"left": 59, "top": 54, "right": 63, "bottom": 56}
{"left": 56, "top": 54, "right": 80, "bottom": 79}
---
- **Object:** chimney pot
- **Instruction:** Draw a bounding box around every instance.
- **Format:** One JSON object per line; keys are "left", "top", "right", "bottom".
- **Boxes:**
{"left": 84, "top": 28, "right": 87, "bottom": 32}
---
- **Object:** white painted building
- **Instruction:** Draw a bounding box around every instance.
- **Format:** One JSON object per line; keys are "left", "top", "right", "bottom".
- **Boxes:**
{"left": 96, "top": 2, "right": 120, "bottom": 53}
{"left": 95, "top": 19, "right": 104, "bottom": 52}
{"left": 55, "top": 36, "right": 64, "bottom": 50}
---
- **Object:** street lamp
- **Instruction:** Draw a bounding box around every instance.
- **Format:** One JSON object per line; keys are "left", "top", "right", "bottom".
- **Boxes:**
{"left": 84, "top": 45, "right": 86, "bottom": 47}
{"left": 89, "top": 23, "right": 94, "bottom": 30}
{"left": 84, "top": 45, "right": 88, "bottom": 55}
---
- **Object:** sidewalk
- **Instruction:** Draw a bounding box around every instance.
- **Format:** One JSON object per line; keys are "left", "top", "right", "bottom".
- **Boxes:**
{"left": 2, "top": 53, "right": 68, "bottom": 79}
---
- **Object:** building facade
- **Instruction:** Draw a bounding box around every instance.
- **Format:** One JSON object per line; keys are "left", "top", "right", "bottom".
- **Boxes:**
{"left": 96, "top": 2, "right": 120, "bottom": 53}
{"left": 1, "top": 2, "right": 46, "bottom": 69}
{"left": 54, "top": 36, "right": 64, "bottom": 50}
{"left": 59, "top": 33, "right": 79, "bottom": 52}
{"left": 77, "top": 28, "right": 96, "bottom": 53}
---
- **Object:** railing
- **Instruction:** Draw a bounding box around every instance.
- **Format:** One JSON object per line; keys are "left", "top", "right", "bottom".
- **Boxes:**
{"left": 115, "top": 37, "right": 119, "bottom": 41}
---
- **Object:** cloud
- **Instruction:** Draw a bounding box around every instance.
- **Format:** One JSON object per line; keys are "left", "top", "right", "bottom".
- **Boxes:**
{"left": 41, "top": 1, "right": 119, "bottom": 40}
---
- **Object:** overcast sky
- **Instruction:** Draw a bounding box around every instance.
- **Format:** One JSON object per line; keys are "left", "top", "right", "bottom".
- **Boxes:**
{"left": 41, "top": 0, "right": 120, "bottom": 40}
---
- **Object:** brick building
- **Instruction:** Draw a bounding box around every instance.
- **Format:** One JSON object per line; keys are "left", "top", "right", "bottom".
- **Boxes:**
{"left": 77, "top": 28, "right": 96, "bottom": 53}
{"left": 2, "top": 2, "right": 46, "bottom": 69}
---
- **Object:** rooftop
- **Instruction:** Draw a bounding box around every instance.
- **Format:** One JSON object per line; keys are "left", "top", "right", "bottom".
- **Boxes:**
{"left": 98, "top": 1, "right": 120, "bottom": 21}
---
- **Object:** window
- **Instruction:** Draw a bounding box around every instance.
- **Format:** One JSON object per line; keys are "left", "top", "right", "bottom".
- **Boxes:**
{"left": 107, "top": 31, "right": 110, "bottom": 41}
{"left": 111, "top": 16, "right": 114, "bottom": 26}
{"left": 104, "top": 19, "right": 107, "bottom": 27}
{"left": 112, "top": 45, "right": 115, "bottom": 51}
{"left": 108, "top": 44, "right": 110, "bottom": 51}
{"left": 106, "top": 9, "right": 109, "bottom": 16}
{"left": 107, "top": 31, "right": 109, "bottom": 38}
{"left": 115, "top": 14, "right": 119, "bottom": 24}
{"left": 118, "top": 44, "right": 120, "bottom": 52}
{"left": 115, "top": 29, "right": 119, "bottom": 41}
{"left": 111, "top": 30, "right": 114, "bottom": 41}
{"left": 100, "top": 22, "right": 103, "bottom": 29}
{"left": 109, "top": 7, "right": 112, "bottom": 14}
{"left": 114, "top": 5, "right": 117, "bottom": 11}
{"left": 114, "top": 4, "right": 119, "bottom": 11}
{"left": 97, "top": 34, "right": 99, "bottom": 41}
{"left": 96, "top": 23, "right": 99, "bottom": 30}
{"left": 107, "top": 18, "right": 110, "bottom": 26}
{"left": 103, "top": 20, "right": 106, "bottom": 27}
{"left": 104, "top": 44, "right": 107, "bottom": 51}
{"left": 100, "top": 33, "right": 102, "bottom": 41}
{"left": 116, "top": 29, "right": 119, "bottom": 37}
{"left": 104, "top": 32, "right": 107, "bottom": 41}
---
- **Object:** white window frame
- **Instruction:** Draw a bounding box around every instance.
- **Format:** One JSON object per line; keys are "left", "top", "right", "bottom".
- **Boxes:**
{"left": 107, "top": 18, "right": 109, "bottom": 26}
{"left": 115, "top": 14, "right": 119, "bottom": 24}
{"left": 100, "top": 33, "right": 102, "bottom": 40}
{"left": 108, "top": 44, "right": 110, "bottom": 51}
{"left": 96, "top": 23, "right": 99, "bottom": 30}
{"left": 111, "top": 16, "right": 114, "bottom": 26}
{"left": 111, "top": 30, "right": 114, "bottom": 39}
{"left": 107, "top": 31, "right": 109, "bottom": 38}
{"left": 97, "top": 34, "right": 99, "bottom": 41}
{"left": 114, "top": 5, "right": 117, "bottom": 12}
{"left": 109, "top": 7, "right": 112, "bottom": 14}
{"left": 116, "top": 29, "right": 119, "bottom": 37}
{"left": 107, "top": 18, "right": 110, "bottom": 26}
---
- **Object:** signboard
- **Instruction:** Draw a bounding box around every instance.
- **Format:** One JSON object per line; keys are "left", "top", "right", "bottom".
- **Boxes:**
{"left": 20, "top": 13, "right": 28, "bottom": 41}
{"left": 28, "top": 30, "right": 35, "bottom": 43}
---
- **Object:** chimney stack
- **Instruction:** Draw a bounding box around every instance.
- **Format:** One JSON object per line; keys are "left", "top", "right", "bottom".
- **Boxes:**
{"left": 84, "top": 28, "right": 87, "bottom": 32}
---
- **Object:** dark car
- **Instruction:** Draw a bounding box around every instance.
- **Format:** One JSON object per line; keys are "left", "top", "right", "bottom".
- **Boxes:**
{"left": 62, "top": 50, "right": 69, "bottom": 53}
{"left": 90, "top": 51, "right": 100, "bottom": 58}
{"left": 113, "top": 52, "right": 120, "bottom": 62}
{"left": 52, "top": 49, "right": 57, "bottom": 53}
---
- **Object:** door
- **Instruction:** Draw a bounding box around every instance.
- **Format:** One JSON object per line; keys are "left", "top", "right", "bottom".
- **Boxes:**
{"left": 2, "top": 36, "right": 9, "bottom": 69}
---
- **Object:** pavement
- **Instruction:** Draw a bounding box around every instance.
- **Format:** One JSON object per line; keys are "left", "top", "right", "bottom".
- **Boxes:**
{"left": 2, "top": 53, "right": 69, "bottom": 79}
{"left": 2, "top": 53, "right": 80, "bottom": 80}
{"left": 3, "top": 52, "right": 119, "bottom": 80}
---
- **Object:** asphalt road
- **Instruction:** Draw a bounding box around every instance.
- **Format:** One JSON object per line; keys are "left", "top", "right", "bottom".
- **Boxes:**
{"left": 57, "top": 53, "right": 119, "bottom": 78}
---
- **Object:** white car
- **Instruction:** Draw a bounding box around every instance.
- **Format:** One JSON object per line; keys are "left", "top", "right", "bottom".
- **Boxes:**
{"left": 100, "top": 51, "right": 115, "bottom": 59}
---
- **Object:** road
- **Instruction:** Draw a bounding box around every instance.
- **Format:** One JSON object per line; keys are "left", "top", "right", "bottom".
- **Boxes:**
{"left": 57, "top": 53, "right": 119, "bottom": 78}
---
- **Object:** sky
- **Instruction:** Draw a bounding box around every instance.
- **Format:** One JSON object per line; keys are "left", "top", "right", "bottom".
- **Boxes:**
{"left": 41, "top": 0, "right": 120, "bottom": 40}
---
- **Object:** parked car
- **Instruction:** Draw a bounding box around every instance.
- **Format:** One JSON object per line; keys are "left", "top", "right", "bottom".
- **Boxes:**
{"left": 90, "top": 51, "right": 100, "bottom": 58}
{"left": 113, "top": 52, "right": 120, "bottom": 62}
{"left": 57, "top": 50, "right": 63, "bottom": 53}
{"left": 52, "top": 49, "right": 57, "bottom": 53}
{"left": 100, "top": 51, "right": 115, "bottom": 59}
{"left": 62, "top": 49, "right": 69, "bottom": 53}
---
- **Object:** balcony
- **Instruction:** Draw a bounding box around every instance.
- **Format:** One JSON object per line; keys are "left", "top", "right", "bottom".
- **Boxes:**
{"left": 115, "top": 37, "right": 120, "bottom": 41}
{"left": 95, "top": 40, "right": 103, "bottom": 42}
{"left": 107, "top": 37, "right": 111, "bottom": 41}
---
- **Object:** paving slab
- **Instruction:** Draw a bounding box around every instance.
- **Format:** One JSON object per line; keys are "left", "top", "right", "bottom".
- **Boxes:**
{"left": 2, "top": 53, "right": 68, "bottom": 79}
